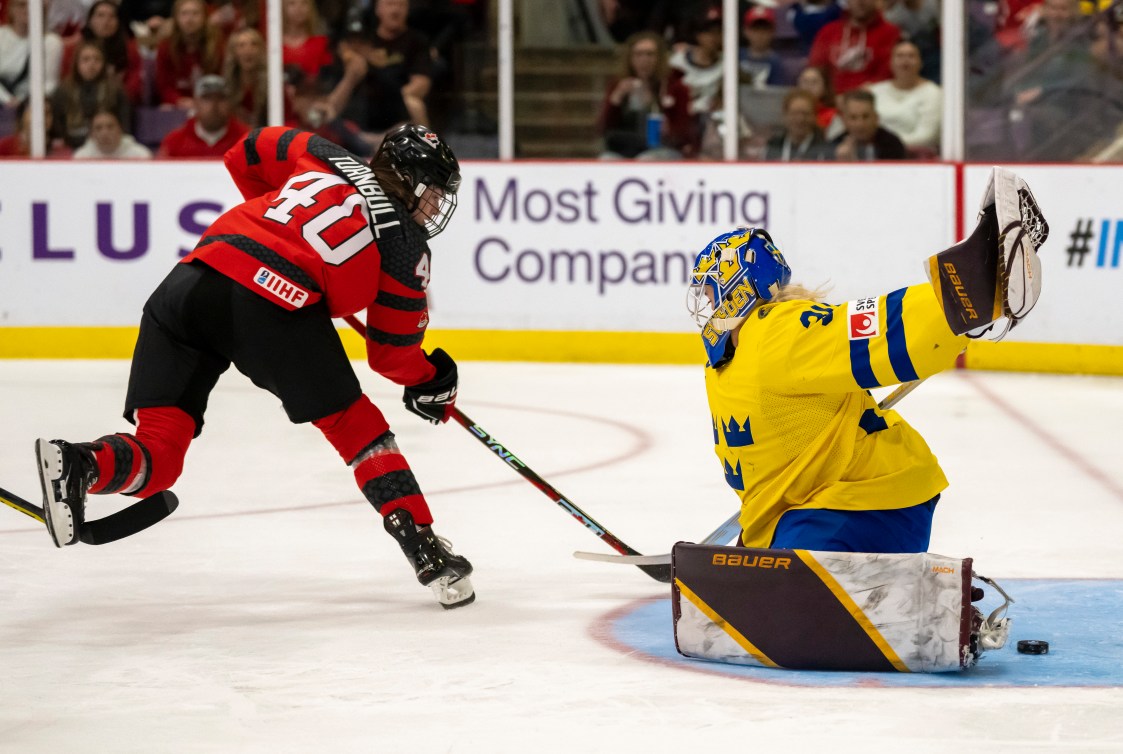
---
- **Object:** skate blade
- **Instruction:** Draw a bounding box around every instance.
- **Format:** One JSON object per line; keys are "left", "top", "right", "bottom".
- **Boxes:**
{"left": 35, "top": 439, "right": 73, "bottom": 548}
{"left": 432, "top": 575, "right": 475, "bottom": 610}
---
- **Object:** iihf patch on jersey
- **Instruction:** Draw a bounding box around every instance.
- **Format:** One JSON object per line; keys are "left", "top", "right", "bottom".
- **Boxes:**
{"left": 254, "top": 267, "right": 310, "bottom": 308}
{"left": 847, "top": 297, "right": 880, "bottom": 340}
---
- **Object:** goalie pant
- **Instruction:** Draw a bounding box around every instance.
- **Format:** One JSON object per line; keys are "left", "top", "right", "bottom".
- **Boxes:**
{"left": 75, "top": 261, "right": 437, "bottom": 529}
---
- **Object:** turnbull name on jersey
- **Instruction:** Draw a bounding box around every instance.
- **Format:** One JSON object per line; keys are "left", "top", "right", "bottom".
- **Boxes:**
{"left": 326, "top": 155, "right": 401, "bottom": 230}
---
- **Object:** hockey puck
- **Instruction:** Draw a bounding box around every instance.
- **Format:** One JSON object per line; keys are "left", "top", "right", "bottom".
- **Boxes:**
{"left": 1017, "top": 640, "right": 1049, "bottom": 655}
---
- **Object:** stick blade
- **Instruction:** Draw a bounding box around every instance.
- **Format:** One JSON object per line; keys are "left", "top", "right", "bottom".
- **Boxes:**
{"left": 573, "top": 551, "right": 674, "bottom": 582}
{"left": 636, "top": 564, "right": 674, "bottom": 583}
{"left": 574, "top": 550, "right": 672, "bottom": 566}
{"left": 80, "top": 491, "right": 179, "bottom": 545}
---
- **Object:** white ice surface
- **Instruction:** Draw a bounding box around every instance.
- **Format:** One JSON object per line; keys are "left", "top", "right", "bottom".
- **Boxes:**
{"left": 2, "top": 361, "right": 1122, "bottom": 753}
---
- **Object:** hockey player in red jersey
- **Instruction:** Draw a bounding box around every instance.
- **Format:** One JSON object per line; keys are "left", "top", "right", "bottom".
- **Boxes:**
{"left": 34, "top": 123, "right": 476, "bottom": 609}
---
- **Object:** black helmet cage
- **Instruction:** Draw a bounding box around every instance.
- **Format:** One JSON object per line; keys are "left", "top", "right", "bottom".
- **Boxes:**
{"left": 376, "top": 124, "right": 461, "bottom": 238}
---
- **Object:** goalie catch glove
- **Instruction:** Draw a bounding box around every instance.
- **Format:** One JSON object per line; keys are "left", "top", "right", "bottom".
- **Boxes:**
{"left": 926, "top": 167, "right": 1049, "bottom": 341}
{"left": 403, "top": 348, "right": 458, "bottom": 424}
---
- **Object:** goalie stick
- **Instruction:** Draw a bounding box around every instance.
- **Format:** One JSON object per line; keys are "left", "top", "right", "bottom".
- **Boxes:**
{"left": 341, "top": 315, "right": 675, "bottom": 583}
{"left": 0, "top": 485, "right": 179, "bottom": 545}
{"left": 572, "top": 376, "right": 927, "bottom": 567}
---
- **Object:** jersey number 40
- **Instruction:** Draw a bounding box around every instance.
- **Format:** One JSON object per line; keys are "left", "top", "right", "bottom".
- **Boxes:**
{"left": 264, "top": 171, "right": 375, "bottom": 265}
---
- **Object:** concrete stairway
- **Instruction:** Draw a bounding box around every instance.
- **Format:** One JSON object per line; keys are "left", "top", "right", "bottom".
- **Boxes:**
{"left": 458, "top": 44, "right": 617, "bottom": 158}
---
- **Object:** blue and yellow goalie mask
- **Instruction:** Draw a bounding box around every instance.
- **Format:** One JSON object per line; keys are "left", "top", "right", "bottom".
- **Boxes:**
{"left": 686, "top": 228, "right": 792, "bottom": 368}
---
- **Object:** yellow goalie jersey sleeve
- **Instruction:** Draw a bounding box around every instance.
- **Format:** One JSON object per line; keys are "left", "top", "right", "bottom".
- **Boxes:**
{"left": 704, "top": 284, "right": 967, "bottom": 548}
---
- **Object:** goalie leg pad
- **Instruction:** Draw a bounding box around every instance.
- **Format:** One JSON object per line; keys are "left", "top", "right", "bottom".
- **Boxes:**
{"left": 671, "top": 543, "right": 1010, "bottom": 672}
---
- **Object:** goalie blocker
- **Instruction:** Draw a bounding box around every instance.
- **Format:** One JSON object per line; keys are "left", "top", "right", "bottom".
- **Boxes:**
{"left": 671, "top": 543, "right": 1012, "bottom": 673}
{"left": 926, "top": 167, "right": 1049, "bottom": 341}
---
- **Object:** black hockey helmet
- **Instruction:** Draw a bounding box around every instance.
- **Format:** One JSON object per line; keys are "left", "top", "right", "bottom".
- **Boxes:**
{"left": 373, "top": 123, "right": 461, "bottom": 238}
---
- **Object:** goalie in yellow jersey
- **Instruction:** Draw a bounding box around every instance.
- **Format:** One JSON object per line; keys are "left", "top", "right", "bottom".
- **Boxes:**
{"left": 686, "top": 167, "right": 1049, "bottom": 554}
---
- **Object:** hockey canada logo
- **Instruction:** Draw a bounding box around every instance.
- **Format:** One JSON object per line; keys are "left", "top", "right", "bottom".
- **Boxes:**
{"left": 254, "top": 267, "right": 310, "bottom": 308}
{"left": 847, "top": 297, "right": 880, "bottom": 339}
{"left": 421, "top": 130, "right": 440, "bottom": 148}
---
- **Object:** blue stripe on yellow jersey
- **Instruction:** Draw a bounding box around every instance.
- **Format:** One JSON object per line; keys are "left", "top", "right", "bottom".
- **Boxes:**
{"left": 704, "top": 283, "right": 967, "bottom": 548}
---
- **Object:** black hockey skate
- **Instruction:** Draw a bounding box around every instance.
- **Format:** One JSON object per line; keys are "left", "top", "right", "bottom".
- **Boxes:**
{"left": 384, "top": 509, "right": 475, "bottom": 609}
{"left": 35, "top": 438, "right": 97, "bottom": 548}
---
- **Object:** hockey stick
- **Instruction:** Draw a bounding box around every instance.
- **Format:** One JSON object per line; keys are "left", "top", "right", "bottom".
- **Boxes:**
{"left": 1, "top": 486, "right": 45, "bottom": 523}
{"left": 341, "top": 314, "right": 674, "bottom": 583}
{"left": 572, "top": 376, "right": 929, "bottom": 567}
{"left": 0, "top": 485, "right": 179, "bottom": 545}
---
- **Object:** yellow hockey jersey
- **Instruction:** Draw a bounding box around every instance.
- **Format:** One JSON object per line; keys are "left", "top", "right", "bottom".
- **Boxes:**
{"left": 705, "top": 284, "right": 967, "bottom": 548}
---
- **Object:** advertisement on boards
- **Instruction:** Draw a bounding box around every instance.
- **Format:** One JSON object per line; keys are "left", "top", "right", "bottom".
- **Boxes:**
{"left": 963, "top": 165, "right": 1123, "bottom": 346}
{"left": 0, "top": 161, "right": 953, "bottom": 334}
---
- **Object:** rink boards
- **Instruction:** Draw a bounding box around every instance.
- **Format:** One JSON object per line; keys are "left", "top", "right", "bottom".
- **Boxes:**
{"left": 0, "top": 161, "right": 1120, "bottom": 373}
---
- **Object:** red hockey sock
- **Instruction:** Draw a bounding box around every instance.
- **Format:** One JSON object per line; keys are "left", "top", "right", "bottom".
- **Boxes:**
{"left": 350, "top": 439, "right": 433, "bottom": 526}
{"left": 87, "top": 406, "right": 195, "bottom": 498}
{"left": 313, "top": 397, "right": 434, "bottom": 526}
{"left": 312, "top": 394, "right": 391, "bottom": 463}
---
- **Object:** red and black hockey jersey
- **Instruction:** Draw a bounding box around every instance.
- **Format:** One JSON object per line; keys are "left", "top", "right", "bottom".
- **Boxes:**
{"left": 182, "top": 126, "right": 436, "bottom": 386}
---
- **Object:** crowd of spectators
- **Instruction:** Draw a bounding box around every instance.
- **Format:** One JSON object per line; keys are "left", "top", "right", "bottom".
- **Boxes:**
{"left": 0, "top": 0, "right": 481, "bottom": 159}
{"left": 1, "top": 0, "right": 1121, "bottom": 162}
{"left": 595, "top": 0, "right": 1123, "bottom": 162}
{"left": 596, "top": 0, "right": 931, "bottom": 161}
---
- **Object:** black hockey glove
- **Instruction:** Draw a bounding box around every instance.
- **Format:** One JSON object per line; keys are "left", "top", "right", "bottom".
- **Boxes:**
{"left": 403, "top": 348, "right": 458, "bottom": 424}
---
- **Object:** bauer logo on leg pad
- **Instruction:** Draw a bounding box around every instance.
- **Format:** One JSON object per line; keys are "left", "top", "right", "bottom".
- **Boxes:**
{"left": 712, "top": 553, "right": 791, "bottom": 569}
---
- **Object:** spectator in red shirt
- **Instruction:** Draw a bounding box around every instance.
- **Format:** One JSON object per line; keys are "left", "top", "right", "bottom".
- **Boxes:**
{"left": 157, "top": 74, "right": 248, "bottom": 157}
{"left": 61, "top": 0, "right": 144, "bottom": 104}
{"left": 282, "top": 0, "right": 333, "bottom": 82}
{"left": 154, "top": 0, "right": 223, "bottom": 108}
{"left": 808, "top": 0, "right": 900, "bottom": 93}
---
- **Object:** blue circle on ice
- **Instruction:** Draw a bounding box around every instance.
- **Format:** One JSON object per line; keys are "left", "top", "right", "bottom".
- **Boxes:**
{"left": 600, "top": 579, "right": 1123, "bottom": 687}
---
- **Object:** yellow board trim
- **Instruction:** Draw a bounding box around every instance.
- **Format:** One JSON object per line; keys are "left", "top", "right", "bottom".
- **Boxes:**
{"left": 793, "top": 550, "right": 910, "bottom": 673}
{"left": 0, "top": 326, "right": 703, "bottom": 363}
{"left": 675, "top": 577, "right": 780, "bottom": 669}
{"left": 963, "top": 340, "right": 1123, "bottom": 375}
{"left": 1, "top": 327, "right": 1121, "bottom": 374}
